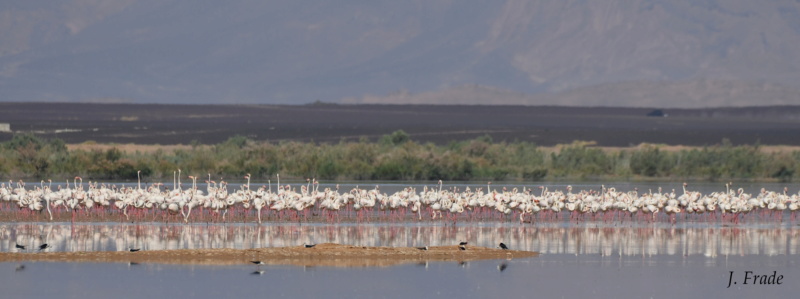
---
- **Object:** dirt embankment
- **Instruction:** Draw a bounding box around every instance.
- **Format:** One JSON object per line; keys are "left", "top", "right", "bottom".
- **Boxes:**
{"left": 0, "top": 243, "right": 537, "bottom": 267}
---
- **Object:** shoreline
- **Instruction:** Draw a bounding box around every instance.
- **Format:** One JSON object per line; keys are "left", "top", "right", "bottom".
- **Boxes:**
{"left": 0, "top": 243, "right": 538, "bottom": 267}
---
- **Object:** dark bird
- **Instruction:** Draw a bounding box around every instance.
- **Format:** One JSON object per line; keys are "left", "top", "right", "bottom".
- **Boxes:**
{"left": 15, "top": 244, "right": 25, "bottom": 250}
{"left": 304, "top": 244, "right": 316, "bottom": 248}
{"left": 250, "top": 261, "right": 265, "bottom": 265}
{"left": 498, "top": 262, "right": 508, "bottom": 272}
{"left": 459, "top": 241, "right": 468, "bottom": 246}
{"left": 38, "top": 244, "right": 49, "bottom": 251}
{"left": 459, "top": 245, "right": 466, "bottom": 251}
{"left": 417, "top": 246, "right": 429, "bottom": 250}
{"left": 15, "top": 264, "right": 25, "bottom": 272}
{"left": 128, "top": 262, "right": 140, "bottom": 266}
{"left": 499, "top": 243, "right": 509, "bottom": 250}
{"left": 129, "top": 248, "right": 141, "bottom": 252}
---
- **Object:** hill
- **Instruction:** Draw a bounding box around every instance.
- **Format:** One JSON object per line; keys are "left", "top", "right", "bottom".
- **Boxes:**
{"left": 2, "top": 1, "right": 800, "bottom": 107}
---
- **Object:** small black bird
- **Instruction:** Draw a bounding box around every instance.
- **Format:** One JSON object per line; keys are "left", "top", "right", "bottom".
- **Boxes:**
{"left": 417, "top": 246, "right": 429, "bottom": 250}
{"left": 15, "top": 243, "right": 26, "bottom": 250}
{"left": 250, "top": 261, "right": 265, "bottom": 265}
{"left": 304, "top": 244, "right": 316, "bottom": 248}
{"left": 129, "top": 248, "right": 141, "bottom": 252}
{"left": 459, "top": 241, "right": 468, "bottom": 246}
{"left": 38, "top": 244, "right": 49, "bottom": 251}
{"left": 458, "top": 245, "right": 466, "bottom": 251}
{"left": 499, "top": 242, "right": 509, "bottom": 250}
{"left": 498, "top": 262, "right": 508, "bottom": 272}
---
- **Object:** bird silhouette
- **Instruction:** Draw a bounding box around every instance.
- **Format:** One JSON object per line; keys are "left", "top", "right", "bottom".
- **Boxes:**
{"left": 417, "top": 246, "right": 429, "bottom": 250}
{"left": 459, "top": 245, "right": 466, "bottom": 251}
{"left": 459, "top": 241, "right": 468, "bottom": 246}
{"left": 15, "top": 244, "right": 25, "bottom": 251}
{"left": 250, "top": 261, "right": 265, "bottom": 265}
{"left": 304, "top": 244, "right": 316, "bottom": 248}
{"left": 129, "top": 248, "right": 141, "bottom": 252}
{"left": 499, "top": 243, "right": 509, "bottom": 250}
{"left": 38, "top": 244, "right": 49, "bottom": 251}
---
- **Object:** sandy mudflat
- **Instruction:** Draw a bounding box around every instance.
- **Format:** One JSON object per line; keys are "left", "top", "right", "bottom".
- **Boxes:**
{"left": 0, "top": 243, "right": 537, "bottom": 267}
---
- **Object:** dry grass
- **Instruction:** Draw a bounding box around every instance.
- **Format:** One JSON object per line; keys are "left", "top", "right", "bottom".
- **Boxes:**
{"left": 538, "top": 143, "right": 800, "bottom": 154}
{"left": 67, "top": 141, "right": 800, "bottom": 155}
{"left": 67, "top": 143, "right": 206, "bottom": 153}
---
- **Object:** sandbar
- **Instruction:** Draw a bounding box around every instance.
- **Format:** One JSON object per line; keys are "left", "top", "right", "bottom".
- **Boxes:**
{"left": 0, "top": 243, "right": 538, "bottom": 267}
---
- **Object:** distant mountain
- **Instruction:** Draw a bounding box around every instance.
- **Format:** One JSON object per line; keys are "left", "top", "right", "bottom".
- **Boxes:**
{"left": 1, "top": 0, "right": 800, "bottom": 107}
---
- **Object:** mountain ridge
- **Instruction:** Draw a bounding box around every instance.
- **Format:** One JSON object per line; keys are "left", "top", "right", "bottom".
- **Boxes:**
{"left": 1, "top": 0, "right": 799, "bottom": 107}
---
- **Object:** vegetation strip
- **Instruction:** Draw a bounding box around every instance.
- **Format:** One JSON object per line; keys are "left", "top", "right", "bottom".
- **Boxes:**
{"left": 1, "top": 133, "right": 796, "bottom": 181}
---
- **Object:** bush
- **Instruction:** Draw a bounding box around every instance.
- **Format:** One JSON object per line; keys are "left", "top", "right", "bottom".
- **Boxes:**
{"left": 380, "top": 130, "right": 410, "bottom": 146}
{"left": 2, "top": 132, "right": 799, "bottom": 182}
{"left": 629, "top": 145, "right": 673, "bottom": 177}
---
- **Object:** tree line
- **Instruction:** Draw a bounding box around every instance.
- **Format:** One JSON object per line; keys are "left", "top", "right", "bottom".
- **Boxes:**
{"left": 0, "top": 131, "right": 796, "bottom": 182}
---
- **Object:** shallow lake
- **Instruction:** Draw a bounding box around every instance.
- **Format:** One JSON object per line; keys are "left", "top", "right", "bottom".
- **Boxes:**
{"left": 2, "top": 179, "right": 798, "bottom": 298}
{"left": 1, "top": 244, "right": 796, "bottom": 299}
{"left": 1, "top": 221, "right": 798, "bottom": 298}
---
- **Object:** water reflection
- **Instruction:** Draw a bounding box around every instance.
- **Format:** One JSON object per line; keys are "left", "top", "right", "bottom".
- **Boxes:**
{"left": 1, "top": 223, "right": 798, "bottom": 257}
{"left": 498, "top": 262, "right": 508, "bottom": 272}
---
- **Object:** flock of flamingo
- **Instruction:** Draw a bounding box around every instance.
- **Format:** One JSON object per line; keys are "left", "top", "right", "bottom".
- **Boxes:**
{"left": 1, "top": 171, "right": 799, "bottom": 224}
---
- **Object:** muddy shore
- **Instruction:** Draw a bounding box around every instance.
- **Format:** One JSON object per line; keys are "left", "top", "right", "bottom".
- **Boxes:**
{"left": 0, "top": 243, "right": 537, "bottom": 267}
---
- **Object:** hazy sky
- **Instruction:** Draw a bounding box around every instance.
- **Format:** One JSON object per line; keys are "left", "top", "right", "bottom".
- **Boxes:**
{"left": 1, "top": 0, "right": 799, "bottom": 107}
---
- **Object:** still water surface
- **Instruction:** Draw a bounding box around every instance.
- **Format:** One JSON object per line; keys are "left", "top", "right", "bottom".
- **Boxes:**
{"left": 2, "top": 222, "right": 799, "bottom": 256}
{"left": 2, "top": 180, "right": 798, "bottom": 298}
{"left": 2, "top": 221, "right": 798, "bottom": 298}
{"left": 2, "top": 251, "right": 796, "bottom": 298}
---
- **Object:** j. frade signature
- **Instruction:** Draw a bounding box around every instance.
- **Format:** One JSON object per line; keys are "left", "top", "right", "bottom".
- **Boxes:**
{"left": 727, "top": 271, "right": 784, "bottom": 288}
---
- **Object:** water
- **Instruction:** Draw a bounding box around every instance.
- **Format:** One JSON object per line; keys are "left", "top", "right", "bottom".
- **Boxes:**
{"left": 2, "top": 178, "right": 799, "bottom": 298}
{"left": 2, "top": 251, "right": 796, "bottom": 298}
{"left": 2, "top": 222, "right": 798, "bottom": 256}
{"left": 1, "top": 222, "right": 799, "bottom": 298}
